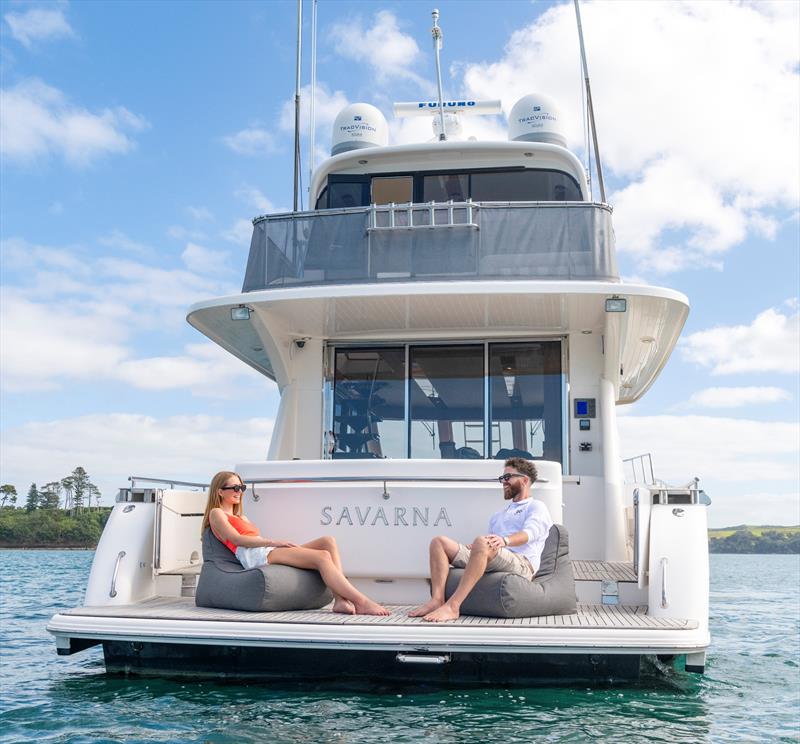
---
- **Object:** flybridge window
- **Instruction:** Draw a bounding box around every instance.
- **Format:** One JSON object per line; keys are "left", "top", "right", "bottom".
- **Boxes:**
{"left": 316, "top": 168, "right": 582, "bottom": 209}
{"left": 330, "top": 341, "right": 564, "bottom": 464}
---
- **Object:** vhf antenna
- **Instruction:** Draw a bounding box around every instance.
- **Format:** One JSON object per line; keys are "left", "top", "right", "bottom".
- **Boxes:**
{"left": 431, "top": 9, "right": 447, "bottom": 141}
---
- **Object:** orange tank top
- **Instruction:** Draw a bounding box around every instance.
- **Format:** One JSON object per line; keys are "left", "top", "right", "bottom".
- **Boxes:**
{"left": 221, "top": 513, "right": 259, "bottom": 553}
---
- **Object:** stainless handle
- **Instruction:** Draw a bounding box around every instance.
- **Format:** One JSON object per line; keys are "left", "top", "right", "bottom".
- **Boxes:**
{"left": 395, "top": 653, "right": 451, "bottom": 665}
{"left": 660, "top": 557, "right": 668, "bottom": 609}
{"left": 110, "top": 551, "right": 126, "bottom": 598}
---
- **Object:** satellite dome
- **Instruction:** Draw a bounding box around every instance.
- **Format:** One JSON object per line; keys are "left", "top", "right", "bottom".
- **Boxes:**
{"left": 508, "top": 94, "right": 567, "bottom": 148}
{"left": 331, "top": 103, "right": 389, "bottom": 156}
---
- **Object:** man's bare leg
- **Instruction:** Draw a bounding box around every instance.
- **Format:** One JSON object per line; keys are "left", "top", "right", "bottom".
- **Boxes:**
{"left": 409, "top": 535, "right": 460, "bottom": 617}
{"left": 302, "top": 536, "right": 354, "bottom": 614}
{"left": 423, "top": 537, "right": 493, "bottom": 622}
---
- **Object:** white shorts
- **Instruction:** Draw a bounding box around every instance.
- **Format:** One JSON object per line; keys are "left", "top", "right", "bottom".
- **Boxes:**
{"left": 235, "top": 545, "right": 274, "bottom": 570}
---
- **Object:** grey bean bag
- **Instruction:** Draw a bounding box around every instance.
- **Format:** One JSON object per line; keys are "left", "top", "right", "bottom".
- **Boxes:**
{"left": 444, "top": 524, "right": 577, "bottom": 618}
{"left": 195, "top": 529, "right": 333, "bottom": 612}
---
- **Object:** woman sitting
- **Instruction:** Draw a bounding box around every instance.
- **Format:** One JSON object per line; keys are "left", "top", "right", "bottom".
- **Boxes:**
{"left": 202, "top": 470, "right": 389, "bottom": 616}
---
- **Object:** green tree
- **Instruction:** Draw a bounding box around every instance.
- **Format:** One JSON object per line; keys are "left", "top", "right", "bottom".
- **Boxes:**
{"left": 87, "top": 483, "right": 102, "bottom": 509}
{"left": 39, "top": 481, "right": 61, "bottom": 510}
{"left": 71, "top": 467, "right": 89, "bottom": 512}
{"left": 0, "top": 484, "right": 17, "bottom": 509}
{"left": 60, "top": 476, "right": 75, "bottom": 511}
{"left": 25, "top": 483, "right": 39, "bottom": 512}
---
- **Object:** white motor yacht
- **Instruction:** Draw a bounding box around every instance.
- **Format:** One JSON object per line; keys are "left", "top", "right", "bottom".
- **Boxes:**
{"left": 48, "top": 23, "right": 710, "bottom": 684}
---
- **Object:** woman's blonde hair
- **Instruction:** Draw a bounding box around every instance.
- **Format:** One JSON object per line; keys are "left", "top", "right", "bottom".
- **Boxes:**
{"left": 201, "top": 470, "right": 244, "bottom": 535}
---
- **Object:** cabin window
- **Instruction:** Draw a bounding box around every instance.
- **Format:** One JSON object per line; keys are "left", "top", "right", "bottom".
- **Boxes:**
{"left": 329, "top": 340, "right": 565, "bottom": 465}
{"left": 471, "top": 170, "right": 581, "bottom": 202}
{"left": 372, "top": 176, "right": 413, "bottom": 205}
{"left": 422, "top": 174, "right": 469, "bottom": 203}
{"left": 410, "top": 345, "right": 485, "bottom": 459}
{"left": 332, "top": 348, "right": 406, "bottom": 459}
{"left": 488, "top": 341, "right": 563, "bottom": 462}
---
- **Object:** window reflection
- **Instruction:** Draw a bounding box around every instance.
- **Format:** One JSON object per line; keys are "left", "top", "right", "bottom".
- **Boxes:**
{"left": 489, "top": 342, "right": 562, "bottom": 462}
{"left": 410, "top": 345, "right": 484, "bottom": 459}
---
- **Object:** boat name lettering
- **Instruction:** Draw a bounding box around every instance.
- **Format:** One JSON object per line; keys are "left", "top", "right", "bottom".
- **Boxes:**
{"left": 320, "top": 506, "right": 452, "bottom": 528}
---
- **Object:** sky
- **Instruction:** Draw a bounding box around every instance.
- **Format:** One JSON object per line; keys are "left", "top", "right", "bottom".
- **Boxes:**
{"left": 1, "top": 0, "right": 798, "bottom": 527}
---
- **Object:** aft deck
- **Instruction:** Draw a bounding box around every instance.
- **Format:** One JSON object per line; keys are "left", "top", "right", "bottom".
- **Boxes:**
{"left": 60, "top": 596, "right": 695, "bottom": 631}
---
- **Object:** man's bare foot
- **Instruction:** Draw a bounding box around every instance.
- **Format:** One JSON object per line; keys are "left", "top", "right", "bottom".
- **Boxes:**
{"left": 353, "top": 598, "right": 391, "bottom": 616}
{"left": 332, "top": 598, "right": 356, "bottom": 615}
{"left": 423, "top": 602, "right": 460, "bottom": 622}
{"left": 408, "top": 598, "right": 443, "bottom": 617}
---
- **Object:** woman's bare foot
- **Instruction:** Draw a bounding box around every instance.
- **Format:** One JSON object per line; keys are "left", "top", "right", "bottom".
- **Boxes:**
{"left": 408, "top": 598, "right": 443, "bottom": 617}
{"left": 332, "top": 598, "right": 356, "bottom": 615}
{"left": 423, "top": 601, "right": 460, "bottom": 622}
{"left": 353, "top": 597, "right": 391, "bottom": 616}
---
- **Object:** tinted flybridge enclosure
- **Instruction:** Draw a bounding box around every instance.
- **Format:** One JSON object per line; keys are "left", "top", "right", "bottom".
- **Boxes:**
{"left": 48, "top": 6, "right": 709, "bottom": 686}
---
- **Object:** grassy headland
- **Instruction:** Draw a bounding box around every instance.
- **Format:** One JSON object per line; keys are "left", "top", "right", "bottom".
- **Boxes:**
{"left": 0, "top": 508, "right": 112, "bottom": 548}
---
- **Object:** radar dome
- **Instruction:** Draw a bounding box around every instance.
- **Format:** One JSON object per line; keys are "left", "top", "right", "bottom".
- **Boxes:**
{"left": 508, "top": 94, "right": 567, "bottom": 148}
{"left": 331, "top": 103, "right": 389, "bottom": 156}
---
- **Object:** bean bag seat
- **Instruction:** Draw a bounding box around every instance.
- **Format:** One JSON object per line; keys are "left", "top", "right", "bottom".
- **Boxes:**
{"left": 195, "top": 529, "right": 333, "bottom": 612}
{"left": 444, "top": 524, "right": 577, "bottom": 618}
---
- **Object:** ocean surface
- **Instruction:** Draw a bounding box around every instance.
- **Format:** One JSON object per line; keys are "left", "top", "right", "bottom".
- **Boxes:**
{"left": 1, "top": 552, "right": 798, "bottom": 744}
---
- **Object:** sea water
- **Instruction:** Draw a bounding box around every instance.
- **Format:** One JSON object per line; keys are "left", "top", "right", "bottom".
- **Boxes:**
{"left": 1, "top": 551, "right": 798, "bottom": 743}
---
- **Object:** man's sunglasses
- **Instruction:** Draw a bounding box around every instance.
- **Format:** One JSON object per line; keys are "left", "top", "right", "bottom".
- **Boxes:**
{"left": 220, "top": 484, "right": 247, "bottom": 493}
{"left": 497, "top": 473, "right": 526, "bottom": 483}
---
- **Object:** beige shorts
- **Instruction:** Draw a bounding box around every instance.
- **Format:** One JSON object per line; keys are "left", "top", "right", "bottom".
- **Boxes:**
{"left": 452, "top": 543, "right": 535, "bottom": 581}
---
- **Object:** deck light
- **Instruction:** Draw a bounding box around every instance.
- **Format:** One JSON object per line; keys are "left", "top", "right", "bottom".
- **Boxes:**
{"left": 605, "top": 296, "right": 627, "bottom": 313}
{"left": 231, "top": 305, "right": 251, "bottom": 321}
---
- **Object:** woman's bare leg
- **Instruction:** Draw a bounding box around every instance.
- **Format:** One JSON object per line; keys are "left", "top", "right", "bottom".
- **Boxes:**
{"left": 300, "top": 536, "right": 352, "bottom": 613}
{"left": 269, "top": 546, "right": 389, "bottom": 615}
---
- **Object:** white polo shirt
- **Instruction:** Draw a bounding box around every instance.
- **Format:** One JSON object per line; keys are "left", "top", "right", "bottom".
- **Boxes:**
{"left": 487, "top": 497, "right": 553, "bottom": 573}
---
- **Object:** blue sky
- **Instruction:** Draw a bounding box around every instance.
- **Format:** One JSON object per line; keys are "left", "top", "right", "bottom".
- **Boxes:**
{"left": 1, "top": 0, "right": 798, "bottom": 526}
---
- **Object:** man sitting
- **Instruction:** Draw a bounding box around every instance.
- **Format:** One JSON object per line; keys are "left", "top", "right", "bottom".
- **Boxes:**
{"left": 409, "top": 457, "right": 553, "bottom": 622}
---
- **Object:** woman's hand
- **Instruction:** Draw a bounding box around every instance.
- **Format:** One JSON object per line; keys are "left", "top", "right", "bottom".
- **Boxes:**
{"left": 266, "top": 539, "right": 297, "bottom": 548}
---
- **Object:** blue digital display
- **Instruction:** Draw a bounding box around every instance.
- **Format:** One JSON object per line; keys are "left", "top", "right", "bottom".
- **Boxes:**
{"left": 576, "top": 400, "right": 588, "bottom": 416}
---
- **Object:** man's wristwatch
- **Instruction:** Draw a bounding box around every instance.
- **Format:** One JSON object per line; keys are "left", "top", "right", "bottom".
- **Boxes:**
{"left": 502, "top": 536, "right": 510, "bottom": 547}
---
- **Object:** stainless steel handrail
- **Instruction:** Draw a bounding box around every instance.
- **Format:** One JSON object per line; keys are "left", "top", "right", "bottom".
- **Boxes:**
{"left": 633, "top": 488, "right": 639, "bottom": 574}
{"left": 128, "top": 476, "right": 208, "bottom": 489}
{"left": 396, "top": 653, "right": 451, "bottom": 665}
{"left": 110, "top": 551, "right": 126, "bottom": 598}
{"left": 243, "top": 475, "right": 549, "bottom": 485}
{"left": 660, "top": 557, "right": 668, "bottom": 609}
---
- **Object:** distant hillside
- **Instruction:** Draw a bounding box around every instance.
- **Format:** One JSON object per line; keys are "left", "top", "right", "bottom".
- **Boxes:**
{"left": 708, "top": 525, "right": 799, "bottom": 554}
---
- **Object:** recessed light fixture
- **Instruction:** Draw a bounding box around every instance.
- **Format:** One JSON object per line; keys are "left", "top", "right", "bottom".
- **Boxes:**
{"left": 640, "top": 336, "right": 655, "bottom": 344}
{"left": 523, "top": 152, "right": 534, "bottom": 157}
{"left": 581, "top": 329, "right": 592, "bottom": 335}
{"left": 358, "top": 159, "right": 368, "bottom": 165}
{"left": 231, "top": 305, "right": 251, "bottom": 321}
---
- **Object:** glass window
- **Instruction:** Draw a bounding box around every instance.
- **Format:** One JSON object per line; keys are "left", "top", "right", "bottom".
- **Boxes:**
{"left": 329, "top": 180, "right": 368, "bottom": 208}
{"left": 372, "top": 176, "right": 413, "bottom": 205}
{"left": 489, "top": 342, "right": 562, "bottom": 462}
{"left": 471, "top": 170, "right": 582, "bottom": 202}
{"left": 423, "top": 174, "right": 469, "bottom": 202}
{"left": 333, "top": 348, "right": 405, "bottom": 459}
{"left": 314, "top": 187, "right": 328, "bottom": 210}
{"left": 410, "top": 345, "right": 484, "bottom": 459}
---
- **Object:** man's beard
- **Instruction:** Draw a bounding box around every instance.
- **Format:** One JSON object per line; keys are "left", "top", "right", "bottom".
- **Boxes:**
{"left": 503, "top": 482, "right": 522, "bottom": 500}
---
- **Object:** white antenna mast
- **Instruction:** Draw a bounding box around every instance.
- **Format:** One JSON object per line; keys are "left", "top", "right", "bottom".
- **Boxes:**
{"left": 574, "top": 0, "right": 606, "bottom": 203}
{"left": 308, "top": 0, "right": 317, "bottom": 196}
{"left": 293, "top": 0, "right": 302, "bottom": 212}
{"left": 431, "top": 9, "right": 447, "bottom": 141}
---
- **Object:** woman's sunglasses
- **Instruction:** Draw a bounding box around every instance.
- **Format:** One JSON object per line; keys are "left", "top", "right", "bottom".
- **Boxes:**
{"left": 220, "top": 484, "right": 247, "bottom": 493}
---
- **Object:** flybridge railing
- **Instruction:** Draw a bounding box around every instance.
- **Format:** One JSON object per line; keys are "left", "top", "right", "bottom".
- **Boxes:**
{"left": 242, "top": 201, "right": 618, "bottom": 291}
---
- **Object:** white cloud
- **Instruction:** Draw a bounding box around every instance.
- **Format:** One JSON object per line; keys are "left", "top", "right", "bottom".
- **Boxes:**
{"left": 684, "top": 386, "right": 791, "bottom": 409}
{"left": 99, "top": 229, "right": 155, "bottom": 256}
{"left": 222, "top": 127, "right": 277, "bottom": 156}
{"left": 235, "top": 185, "right": 279, "bottom": 213}
{"left": 167, "top": 225, "right": 207, "bottom": 242}
{"left": 221, "top": 219, "right": 254, "bottom": 246}
{"left": 0, "top": 237, "right": 251, "bottom": 393}
{"left": 0, "top": 78, "right": 149, "bottom": 165}
{"left": 707, "top": 491, "right": 800, "bottom": 529}
{"left": 618, "top": 414, "right": 799, "bottom": 485}
{"left": 186, "top": 206, "right": 213, "bottom": 222}
{"left": 4, "top": 7, "right": 75, "bottom": 48}
{"left": 330, "top": 10, "right": 428, "bottom": 89}
{"left": 459, "top": 1, "right": 800, "bottom": 272}
{"left": 0, "top": 413, "right": 275, "bottom": 504}
{"left": 681, "top": 304, "right": 800, "bottom": 375}
{"left": 181, "top": 242, "right": 232, "bottom": 276}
